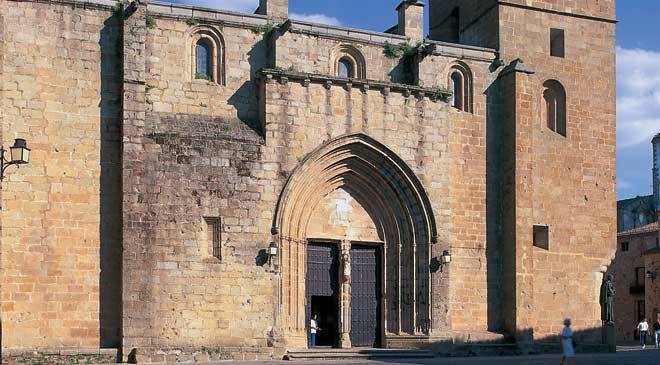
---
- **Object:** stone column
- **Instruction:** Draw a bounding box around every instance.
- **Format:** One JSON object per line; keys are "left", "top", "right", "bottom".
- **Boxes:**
{"left": 339, "top": 240, "right": 352, "bottom": 348}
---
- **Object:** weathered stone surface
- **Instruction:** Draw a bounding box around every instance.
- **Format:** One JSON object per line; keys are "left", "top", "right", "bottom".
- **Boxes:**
{"left": 0, "top": 0, "right": 616, "bottom": 362}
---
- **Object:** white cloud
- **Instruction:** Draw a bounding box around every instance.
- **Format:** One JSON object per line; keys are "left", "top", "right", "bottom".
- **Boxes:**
{"left": 617, "top": 47, "right": 660, "bottom": 149}
{"left": 169, "top": 0, "right": 258, "bottom": 13}
{"left": 616, "top": 178, "right": 632, "bottom": 190}
{"left": 165, "top": 2, "right": 343, "bottom": 27}
{"left": 290, "top": 13, "right": 342, "bottom": 26}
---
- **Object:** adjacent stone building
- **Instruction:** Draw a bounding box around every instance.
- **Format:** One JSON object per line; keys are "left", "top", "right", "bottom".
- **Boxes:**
{"left": 0, "top": 0, "right": 617, "bottom": 362}
{"left": 610, "top": 133, "right": 660, "bottom": 341}
{"left": 612, "top": 223, "right": 659, "bottom": 341}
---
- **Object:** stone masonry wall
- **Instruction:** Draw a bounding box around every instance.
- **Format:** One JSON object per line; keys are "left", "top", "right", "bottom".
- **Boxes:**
{"left": 0, "top": 0, "right": 121, "bottom": 352}
{"left": 122, "top": 5, "right": 280, "bottom": 362}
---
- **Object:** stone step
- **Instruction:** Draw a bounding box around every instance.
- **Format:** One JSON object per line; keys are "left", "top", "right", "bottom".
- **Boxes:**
{"left": 284, "top": 348, "right": 435, "bottom": 361}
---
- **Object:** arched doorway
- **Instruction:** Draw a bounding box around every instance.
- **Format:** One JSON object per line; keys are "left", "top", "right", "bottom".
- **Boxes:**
{"left": 272, "top": 133, "right": 438, "bottom": 348}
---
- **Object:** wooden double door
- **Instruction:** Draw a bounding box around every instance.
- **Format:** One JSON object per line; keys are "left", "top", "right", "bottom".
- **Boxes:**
{"left": 306, "top": 242, "right": 382, "bottom": 348}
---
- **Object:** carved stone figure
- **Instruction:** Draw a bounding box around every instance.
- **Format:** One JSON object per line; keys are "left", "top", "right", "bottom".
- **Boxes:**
{"left": 600, "top": 274, "right": 616, "bottom": 325}
{"left": 342, "top": 251, "right": 351, "bottom": 280}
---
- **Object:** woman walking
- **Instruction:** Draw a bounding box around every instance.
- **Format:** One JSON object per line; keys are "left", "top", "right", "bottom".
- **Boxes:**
{"left": 560, "top": 318, "right": 577, "bottom": 365}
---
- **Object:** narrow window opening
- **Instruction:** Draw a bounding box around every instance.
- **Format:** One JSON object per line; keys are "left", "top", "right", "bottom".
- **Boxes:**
{"left": 533, "top": 225, "right": 550, "bottom": 250}
{"left": 451, "top": 71, "right": 463, "bottom": 110}
{"left": 634, "top": 267, "right": 646, "bottom": 287}
{"left": 338, "top": 57, "right": 355, "bottom": 78}
{"left": 550, "top": 28, "right": 565, "bottom": 58}
{"left": 543, "top": 80, "right": 567, "bottom": 137}
{"left": 636, "top": 300, "right": 645, "bottom": 322}
{"left": 620, "top": 241, "right": 629, "bottom": 252}
{"left": 196, "top": 39, "right": 213, "bottom": 80}
{"left": 204, "top": 217, "right": 221, "bottom": 260}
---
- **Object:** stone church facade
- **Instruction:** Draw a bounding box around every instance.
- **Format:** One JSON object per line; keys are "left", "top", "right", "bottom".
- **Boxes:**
{"left": 0, "top": 0, "right": 617, "bottom": 362}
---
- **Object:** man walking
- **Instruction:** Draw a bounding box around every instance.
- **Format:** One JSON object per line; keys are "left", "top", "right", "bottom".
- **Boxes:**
{"left": 637, "top": 318, "right": 650, "bottom": 350}
{"left": 653, "top": 317, "right": 660, "bottom": 348}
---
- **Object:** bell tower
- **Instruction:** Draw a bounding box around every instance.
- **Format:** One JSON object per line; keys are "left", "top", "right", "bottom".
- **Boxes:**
{"left": 431, "top": 0, "right": 618, "bottom": 342}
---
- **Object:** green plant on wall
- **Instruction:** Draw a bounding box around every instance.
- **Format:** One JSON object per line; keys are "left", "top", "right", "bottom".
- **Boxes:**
{"left": 195, "top": 72, "right": 212, "bottom": 81}
{"left": 186, "top": 17, "right": 199, "bottom": 26}
{"left": 251, "top": 23, "right": 279, "bottom": 40}
{"left": 112, "top": 0, "right": 129, "bottom": 19}
{"left": 382, "top": 41, "right": 423, "bottom": 60}
{"left": 146, "top": 13, "right": 155, "bottom": 28}
{"left": 431, "top": 88, "right": 451, "bottom": 102}
{"left": 383, "top": 41, "right": 400, "bottom": 59}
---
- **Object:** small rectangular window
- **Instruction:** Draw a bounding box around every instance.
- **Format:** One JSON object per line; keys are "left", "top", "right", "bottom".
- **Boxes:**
{"left": 550, "top": 28, "right": 565, "bottom": 58}
{"left": 204, "top": 217, "right": 221, "bottom": 260}
{"left": 634, "top": 267, "right": 645, "bottom": 287}
{"left": 533, "top": 225, "right": 550, "bottom": 250}
{"left": 620, "top": 241, "right": 629, "bottom": 252}
{"left": 636, "top": 300, "right": 645, "bottom": 322}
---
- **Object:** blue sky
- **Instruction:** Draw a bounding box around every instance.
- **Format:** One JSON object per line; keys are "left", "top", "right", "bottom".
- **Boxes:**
{"left": 170, "top": 0, "right": 660, "bottom": 199}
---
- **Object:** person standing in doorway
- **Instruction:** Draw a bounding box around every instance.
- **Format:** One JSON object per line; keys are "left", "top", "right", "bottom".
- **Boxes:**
{"left": 560, "top": 318, "right": 577, "bottom": 365}
{"left": 637, "top": 318, "right": 650, "bottom": 349}
{"left": 310, "top": 314, "right": 320, "bottom": 348}
{"left": 652, "top": 318, "right": 660, "bottom": 348}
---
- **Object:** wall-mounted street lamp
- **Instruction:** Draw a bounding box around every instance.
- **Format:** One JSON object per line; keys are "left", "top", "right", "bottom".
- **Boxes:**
{"left": 441, "top": 250, "right": 452, "bottom": 265}
{"left": 268, "top": 241, "right": 279, "bottom": 269}
{"left": 646, "top": 270, "right": 657, "bottom": 281}
{"left": 1, "top": 139, "right": 31, "bottom": 181}
{"left": 268, "top": 241, "right": 279, "bottom": 257}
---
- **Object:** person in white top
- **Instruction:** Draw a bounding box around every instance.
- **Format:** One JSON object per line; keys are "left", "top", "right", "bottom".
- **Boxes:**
{"left": 560, "top": 318, "right": 577, "bottom": 365}
{"left": 637, "top": 318, "right": 650, "bottom": 349}
{"left": 310, "top": 314, "right": 320, "bottom": 347}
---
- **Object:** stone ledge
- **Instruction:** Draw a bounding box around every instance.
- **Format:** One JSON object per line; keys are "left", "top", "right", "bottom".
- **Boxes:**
{"left": 258, "top": 68, "right": 452, "bottom": 102}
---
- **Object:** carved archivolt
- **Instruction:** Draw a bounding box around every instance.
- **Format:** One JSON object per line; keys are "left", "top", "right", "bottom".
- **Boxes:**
{"left": 273, "top": 133, "right": 438, "bottom": 339}
{"left": 331, "top": 44, "right": 367, "bottom": 79}
{"left": 187, "top": 25, "right": 226, "bottom": 85}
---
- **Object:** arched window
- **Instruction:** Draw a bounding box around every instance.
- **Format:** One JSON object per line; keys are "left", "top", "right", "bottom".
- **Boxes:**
{"left": 451, "top": 71, "right": 463, "bottom": 109}
{"left": 332, "top": 45, "right": 366, "bottom": 79}
{"left": 196, "top": 39, "right": 212, "bottom": 80}
{"left": 543, "top": 80, "right": 566, "bottom": 136}
{"left": 338, "top": 57, "right": 355, "bottom": 78}
{"left": 448, "top": 62, "right": 472, "bottom": 113}
{"left": 189, "top": 26, "right": 225, "bottom": 85}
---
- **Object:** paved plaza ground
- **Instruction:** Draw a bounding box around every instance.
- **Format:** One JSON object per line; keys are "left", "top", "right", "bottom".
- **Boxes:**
{"left": 171, "top": 349, "right": 660, "bottom": 365}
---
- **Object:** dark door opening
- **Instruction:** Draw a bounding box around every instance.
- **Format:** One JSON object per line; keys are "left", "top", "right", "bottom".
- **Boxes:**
{"left": 310, "top": 295, "right": 338, "bottom": 347}
{"left": 350, "top": 244, "right": 382, "bottom": 347}
{"left": 306, "top": 242, "right": 340, "bottom": 348}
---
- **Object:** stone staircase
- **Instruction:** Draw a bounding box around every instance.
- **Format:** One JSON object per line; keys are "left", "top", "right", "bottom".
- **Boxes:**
{"left": 284, "top": 348, "right": 435, "bottom": 361}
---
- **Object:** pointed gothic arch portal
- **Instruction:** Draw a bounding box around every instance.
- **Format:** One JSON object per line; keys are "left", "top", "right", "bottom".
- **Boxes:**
{"left": 272, "top": 133, "right": 438, "bottom": 348}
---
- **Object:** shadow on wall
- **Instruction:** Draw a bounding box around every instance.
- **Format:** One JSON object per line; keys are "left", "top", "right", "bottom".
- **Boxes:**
{"left": 227, "top": 35, "right": 269, "bottom": 137}
{"left": 99, "top": 12, "right": 123, "bottom": 352}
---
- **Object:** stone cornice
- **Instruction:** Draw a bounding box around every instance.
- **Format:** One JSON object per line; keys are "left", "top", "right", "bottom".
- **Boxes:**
{"left": 258, "top": 68, "right": 451, "bottom": 102}
{"left": 9, "top": 0, "right": 116, "bottom": 11}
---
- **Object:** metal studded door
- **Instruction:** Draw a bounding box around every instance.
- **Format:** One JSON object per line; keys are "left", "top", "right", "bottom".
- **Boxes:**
{"left": 306, "top": 242, "right": 339, "bottom": 347}
{"left": 350, "top": 244, "right": 382, "bottom": 347}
